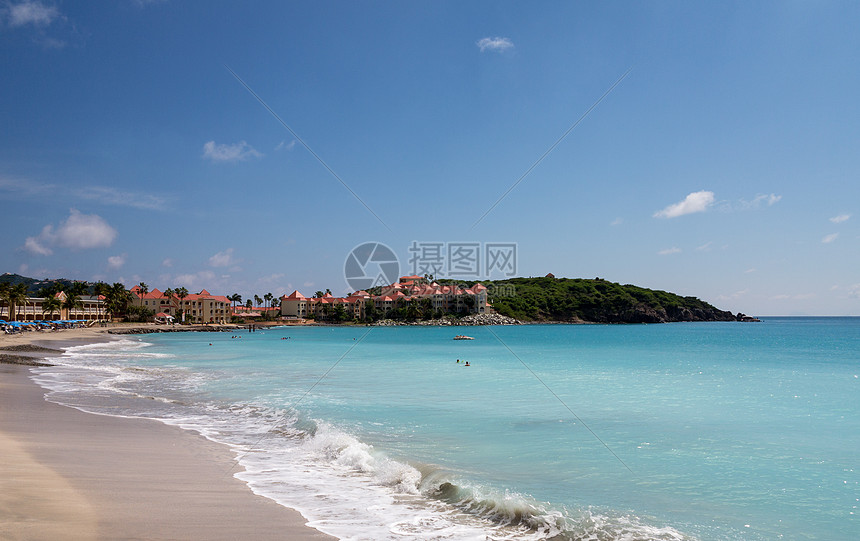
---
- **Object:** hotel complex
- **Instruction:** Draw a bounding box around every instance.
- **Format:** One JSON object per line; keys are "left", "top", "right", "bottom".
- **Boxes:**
{"left": 280, "top": 275, "right": 489, "bottom": 321}
{"left": 2, "top": 276, "right": 489, "bottom": 324}
{"left": 0, "top": 291, "right": 109, "bottom": 322}
{"left": 129, "top": 286, "right": 232, "bottom": 324}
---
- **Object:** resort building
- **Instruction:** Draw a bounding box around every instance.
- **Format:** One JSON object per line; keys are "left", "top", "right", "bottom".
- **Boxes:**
{"left": 130, "top": 286, "right": 231, "bottom": 324}
{"left": 0, "top": 292, "right": 108, "bottom": 322}
{"left": 279, "top": 276, "right": 489, "bottom": 321}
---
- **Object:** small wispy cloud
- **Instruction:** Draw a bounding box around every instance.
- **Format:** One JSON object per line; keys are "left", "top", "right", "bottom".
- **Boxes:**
{"left": 717, "top": 289, "right": 749, "bottom": 301}
{"left": 654, "top": 190, "right": 715, "bottom": 219}
{"left": 848, "top": 284, "right": 860, "bottom": 300}
{"left": 744, "top": 268, "right": 756, "bottom": 274}
{"left": 610, "top": 217, "right": 623, "bottom": 226}
{"left": 477, "top": 36, "right": 514, "bottom": 53}
{"left": 745, "top": 193, "right": 781, "bottom": 208}
{"left": 1, "top": 175, "right": 169, "bottom": 211}
{"left": 275, "top": 139, "right": 296, "bottom": 152}
{"left": 658, "top": 247, "right": 682, "bottom": 255}
{"left": 202, "top": 140, "right": 263, "bottom": 162}
{"left": 696, "top": 241, "right": 713, "bottom": 252}
{"left": 162, "top": 258, "right": 173, "bottom": 268}
{"left": 716, "top": 192, "right": 782, "bottom": 213}
{"left": 822, "top": 233, "right": 839, "bottom": 244}
{"left": 830, "top": 213, "right": 851, "bottom": 224}
{"left": 107, "top": 253, "right": 127, "bottom": 270}
{"left": 7, "top": 1, "right": 59, "bottom": 27}
{"left": 772, "top": 293, "right": 816, "bottom": 301}
{"left": 173, "top": 270, "right": 218, "bottom": 292}
{"left": 208, "top": 248, "right": 240, "bottom": 269}
{"left": 23, "top": 209, "right": 118, "bottom": 255}
{"left": 76, "top": 185, "right": 168, "bottom": 211}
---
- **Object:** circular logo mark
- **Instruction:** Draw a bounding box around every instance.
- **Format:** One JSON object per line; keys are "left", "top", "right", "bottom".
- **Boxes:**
{"left": 344, "top": 242, "right": 400, "bottom": 292}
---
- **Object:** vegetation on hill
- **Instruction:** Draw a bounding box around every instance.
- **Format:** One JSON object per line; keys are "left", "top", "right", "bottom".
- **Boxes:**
{"left": 441, "top": 277, "right": 737, "bottom": 323}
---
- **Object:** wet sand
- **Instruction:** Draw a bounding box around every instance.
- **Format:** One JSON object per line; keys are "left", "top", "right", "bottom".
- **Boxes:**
{"left": 0, "top": 328, "right": 335, "bottom": 540}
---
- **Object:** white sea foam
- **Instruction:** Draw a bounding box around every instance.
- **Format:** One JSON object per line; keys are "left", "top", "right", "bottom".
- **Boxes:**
{"left": 29, "top": 335, "right": 697, "bottom": 541}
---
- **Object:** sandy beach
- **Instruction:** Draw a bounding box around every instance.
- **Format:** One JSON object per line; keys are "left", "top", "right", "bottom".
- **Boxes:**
{"left": 0, "top": 327, "right": 335, "bottom": 541}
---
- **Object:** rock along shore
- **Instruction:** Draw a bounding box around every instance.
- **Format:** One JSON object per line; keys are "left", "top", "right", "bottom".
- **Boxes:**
{"left": 372, "top": 313, "right": 521, "bottom": 327}
{"left": 108, "top": 325, "right": 240, "bottom": 335}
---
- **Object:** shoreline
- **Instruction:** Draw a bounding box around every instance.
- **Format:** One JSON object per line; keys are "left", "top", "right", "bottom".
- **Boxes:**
{"left": 0, "top": 328, "right": 335, "bottom": 540}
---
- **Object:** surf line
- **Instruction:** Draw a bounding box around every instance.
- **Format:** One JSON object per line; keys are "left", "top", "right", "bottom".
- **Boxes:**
{"left": 481, "top": 325, "right": 635, "bottom": 475}
{"left": 224, "top": 326, "right": 376, "bottom": 477}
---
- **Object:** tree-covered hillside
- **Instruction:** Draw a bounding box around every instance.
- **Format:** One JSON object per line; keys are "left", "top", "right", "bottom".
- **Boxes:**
{"left": 451, "top": 277, "right": 738, "bottom": 323}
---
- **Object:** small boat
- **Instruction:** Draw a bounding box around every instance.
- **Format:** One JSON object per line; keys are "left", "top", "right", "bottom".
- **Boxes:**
{"left": 453, "top": 335, "right": 474, "bottom": 340}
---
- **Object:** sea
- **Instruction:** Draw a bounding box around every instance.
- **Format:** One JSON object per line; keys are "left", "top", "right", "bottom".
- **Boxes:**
{"left": 30, "top": 318, "right": 859, "bottom": 540}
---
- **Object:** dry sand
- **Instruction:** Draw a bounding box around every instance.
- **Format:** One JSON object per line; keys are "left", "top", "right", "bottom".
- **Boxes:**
{"left": 0, "top": 326, "right": 335, "bottom": 540}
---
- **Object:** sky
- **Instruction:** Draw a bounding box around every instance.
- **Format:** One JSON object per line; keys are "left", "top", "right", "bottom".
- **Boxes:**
{"left": 1, "top": 1, "right": 858, "bottom": 316}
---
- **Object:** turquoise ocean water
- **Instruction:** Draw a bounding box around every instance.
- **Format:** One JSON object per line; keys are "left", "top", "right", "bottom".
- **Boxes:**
{"left": 32, "top": 318, "right": 859, "bottom": 540}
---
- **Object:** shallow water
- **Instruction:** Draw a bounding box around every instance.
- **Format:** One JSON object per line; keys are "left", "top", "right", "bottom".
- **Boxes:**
{"left": 32, "top": 318, "right": 860, "bottom": 540}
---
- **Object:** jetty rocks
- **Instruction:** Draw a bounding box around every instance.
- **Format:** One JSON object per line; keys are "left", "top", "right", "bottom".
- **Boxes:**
{"left": 109, "top": 325, "right": 237, "bottom": 335}
{"left": 374, "top": 313, "right": 521, "bottom": 327}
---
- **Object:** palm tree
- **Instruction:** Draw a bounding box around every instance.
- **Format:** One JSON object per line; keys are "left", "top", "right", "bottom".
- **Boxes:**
{"left": 5, "top": 283, "right": 29, "bottom": 322}
{"left": 62, "top": 292, "right": 83, "bottom": 320}
{"left": 41, "top": 295, "right": 62, "bottom": 320}
{"left": 163, "top": 288, "right": 176, "bottom": 315}
{"left": 0, "top": 282, "right": 8, "bottom": 320}
{"left": 176, "top": 287, "right": 189, "bottom": 322}
{"left": 254, "top": 294, "right": 263, "bottom": 308}
{"left": 70, "top": 281, "right": 89, "bottom": 297}
{"left": 106, "top": 282, "right": 131, "bottom": 320}
{"left": 93, "top": 281, "right": 109, "bottom": 321}
{"left": 262, "top": 293, "right": 273, "bottom": 320}
{"left": 137, "top": 282, "right": 149, "bottom": 298}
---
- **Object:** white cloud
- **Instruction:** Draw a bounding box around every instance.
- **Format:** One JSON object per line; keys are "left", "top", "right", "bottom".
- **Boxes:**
{"left": 658, "top": 247, "right": 682, "bottom": 255}
{"left": 749, "top": 193, "right": 781, "bottom": 207}
{"left": 173, "top": 270, "right": 217, "bottom": 291}
{"left": 2, "top": 175, "right": 168, "bottom": 211}
{"left": 107, "top": 254, "right": 127, "bottom": 270}
{"left": 477, "top": 36, "right": 514, "bottom": 53}
{"left": 654, "top": 190, "right": 715, "bottom": 218}
{"left": 24, "top": 230, "right": 53, "bottom": 255}
{"left": 208, "top": 248, "right": 238, "bottom": 268}
{"left": 76, "top": 185, "right": 168, "bottom": 211}
{"left": 202, "top": 140, "right": 262, "bottom": 162}
{"left": 822, "top": 233, "right": 839, "bottom": 244}
{"left": 696, "top": 241, "right": 713, "bottom": 252}
{"left": 303, "top": 281, "right": 315, "bottom": 288}
{"left": 830, "top": 213, "right": 851, "bottom": 224}
{"left": 162, "top": 258, "right": 173, "bottom": 267}
{"left": 610, "top": 217, "right": 623, "bottom": 226}
{"left": 257, "top": 273, "right": 285, "bottom": 284}
{"left": 717, "top": 289, "right": 749, "bottom": 301}
{"left": 23, "top": 209, "right": 117, "bottom": 255}
{"left": 848, "top": 284, "right": 860, "bottom": 300}
{"left": 275, "top": 140, "right": 296, "bottom": 152}
{"left": 717, "top": 193, "right": 782, "bottom": 213}
{"left": 8, "top": 1, "right": 59, "bottom": 27}
{"left": 54, "top": 209, "right": 118, "bottom": 249}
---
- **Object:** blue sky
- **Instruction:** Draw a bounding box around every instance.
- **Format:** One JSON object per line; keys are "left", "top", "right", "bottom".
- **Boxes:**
{"left": 1, "top": 1, "right": 858, "bottom": 315}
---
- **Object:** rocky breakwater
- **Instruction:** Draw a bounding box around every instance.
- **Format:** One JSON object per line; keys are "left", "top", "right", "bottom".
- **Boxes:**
{"left": 373, "top": 313, "right": 521, "bottom": 327}
{"left": 108, "top": 325, "right": 238, "bottom": 335}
